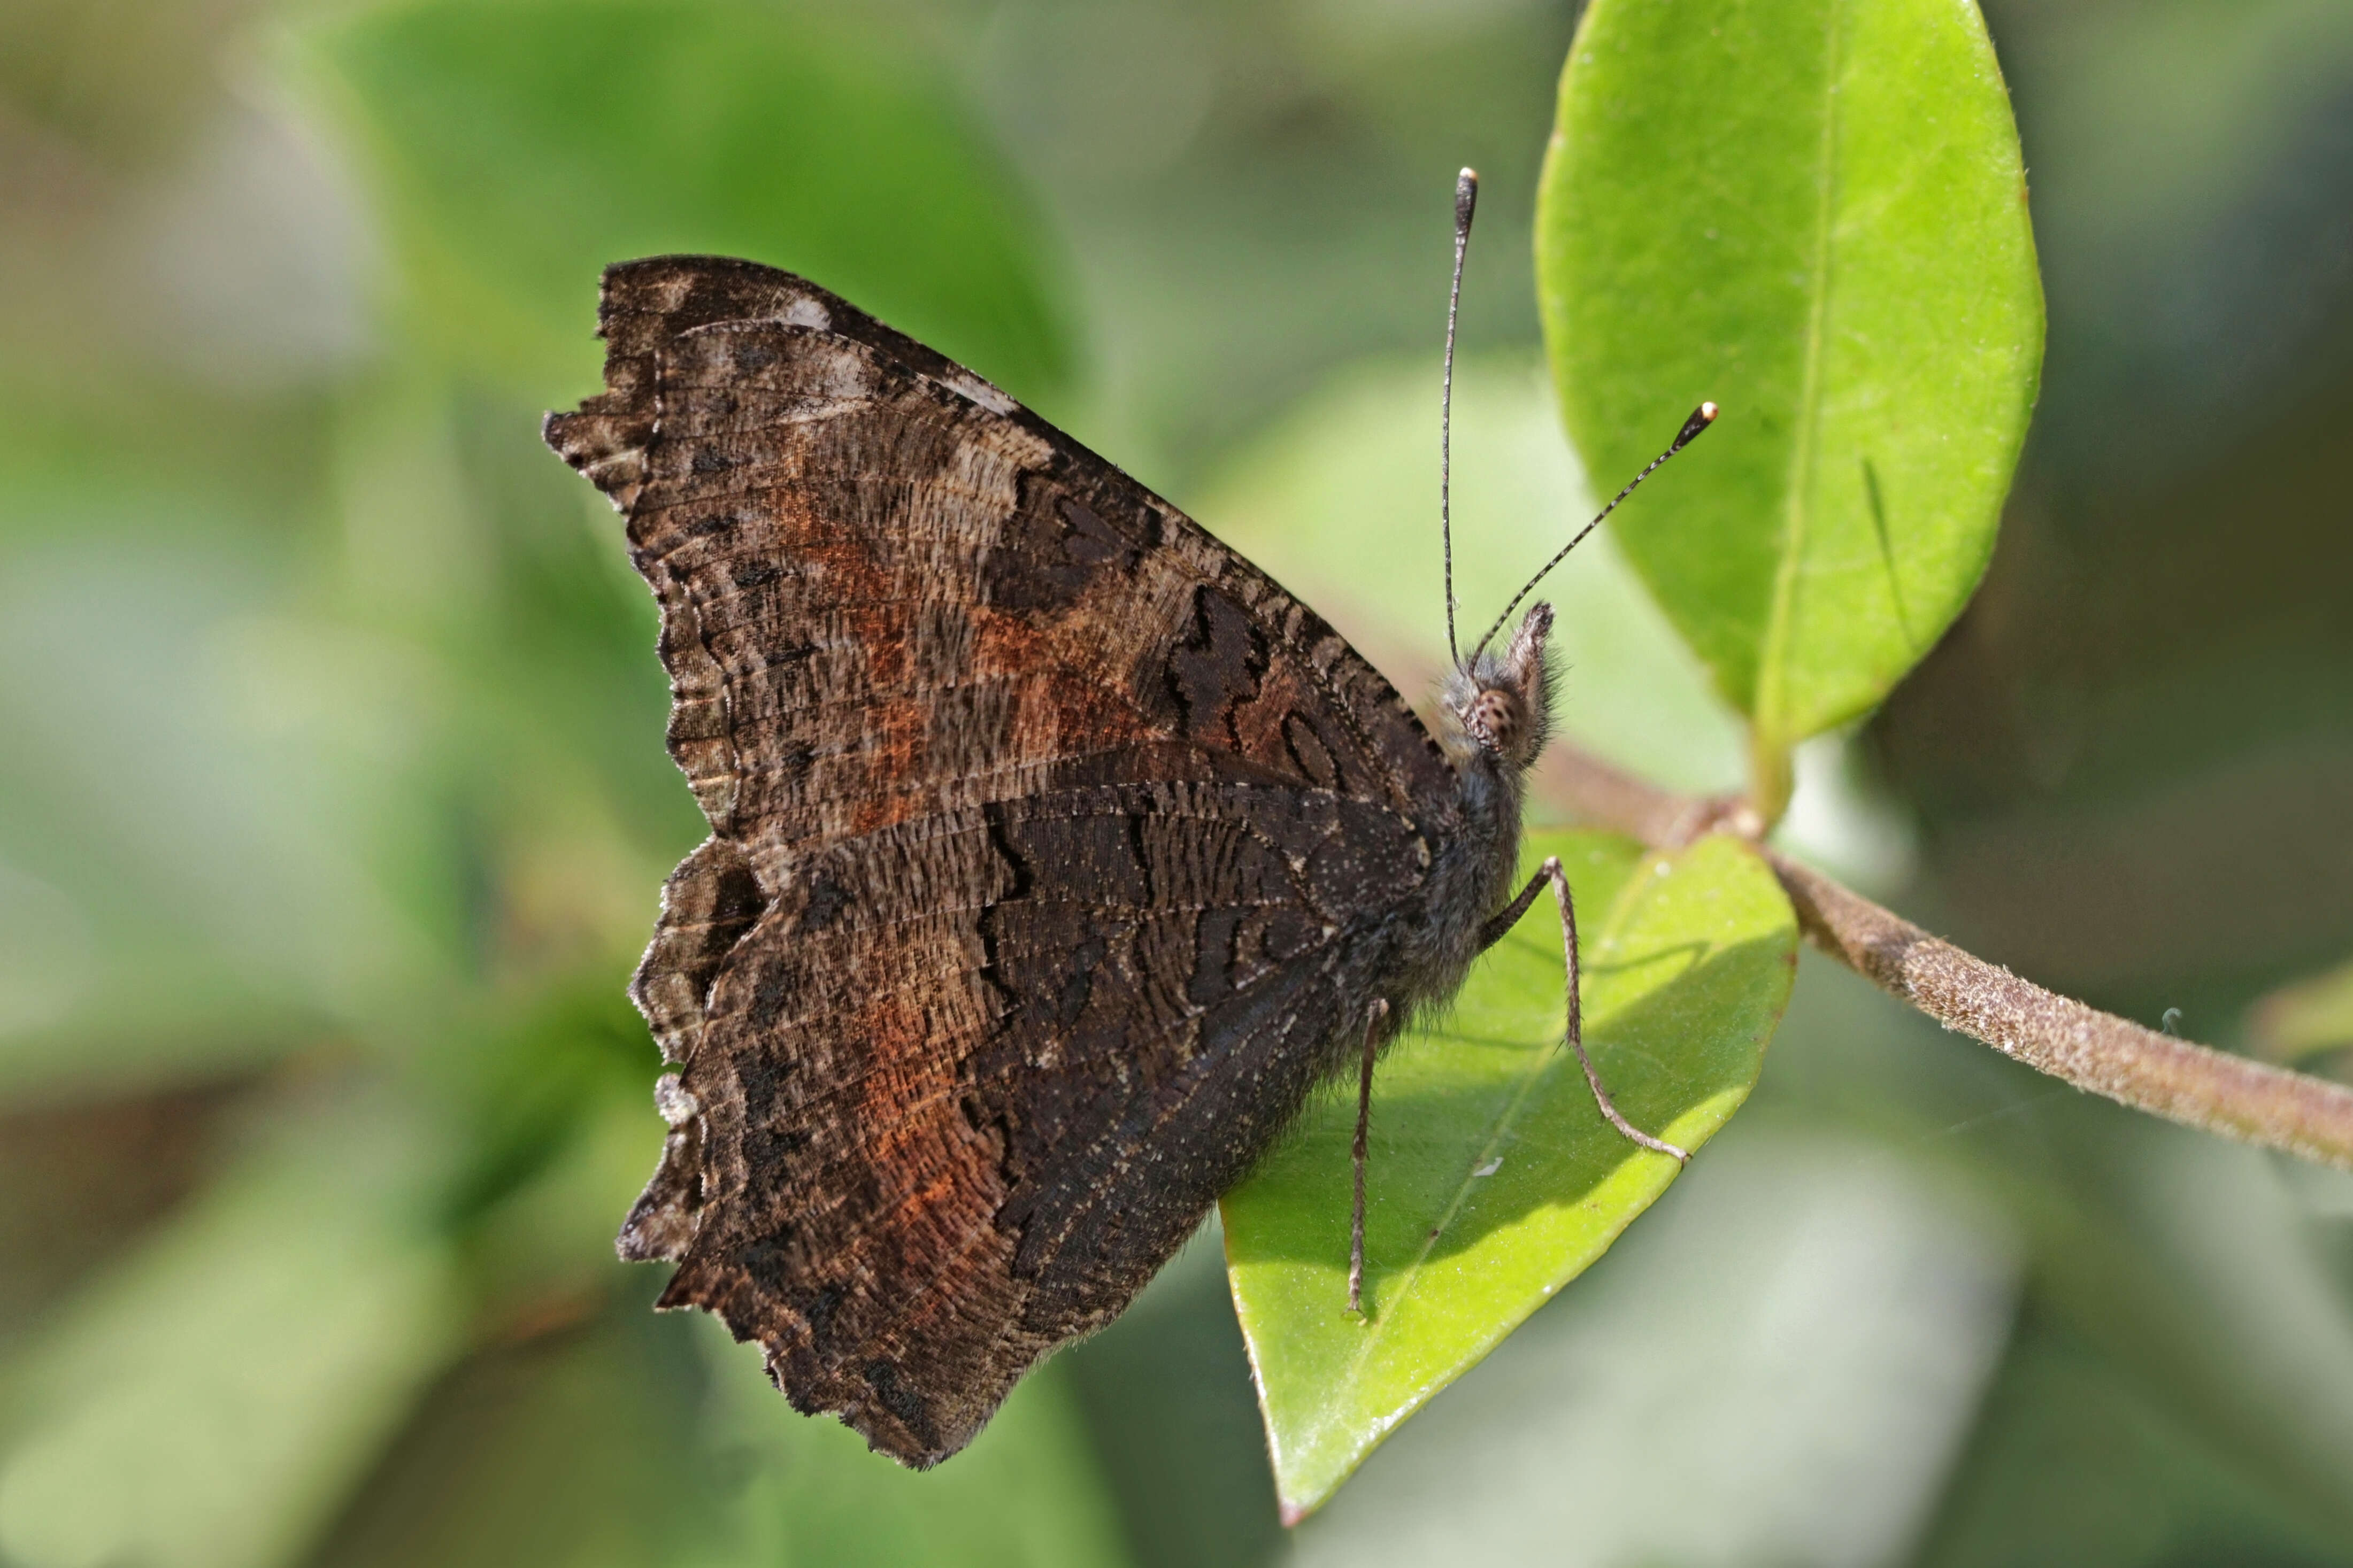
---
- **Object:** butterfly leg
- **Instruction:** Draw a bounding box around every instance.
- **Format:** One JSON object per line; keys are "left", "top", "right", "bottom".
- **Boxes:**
{"left": 1492, "top": 857, "right": 1690, "bottom": 1165}
{"left": 1347, "top": 997, "right": 1391, "bottom": 1317}
{"left": 1474, "top": 866, "right": 1547, "bottom": 952}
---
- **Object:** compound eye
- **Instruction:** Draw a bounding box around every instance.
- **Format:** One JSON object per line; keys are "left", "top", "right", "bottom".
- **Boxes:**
{"left": 1467, "top": 687, "right": 1521, "bottom": 755}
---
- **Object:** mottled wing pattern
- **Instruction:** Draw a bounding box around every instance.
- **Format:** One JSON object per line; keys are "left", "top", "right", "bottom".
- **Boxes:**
{"left": 545, "top": 257, "right": 1453, "bottom": 1463}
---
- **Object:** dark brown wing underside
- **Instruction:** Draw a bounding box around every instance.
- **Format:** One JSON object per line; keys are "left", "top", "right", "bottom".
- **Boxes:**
{"left": 545, "top": 256, "right": 1452, "bottom": 1464}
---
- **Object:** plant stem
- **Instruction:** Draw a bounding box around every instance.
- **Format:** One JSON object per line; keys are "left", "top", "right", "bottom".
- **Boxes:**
{"left": 1535, "top": 740, "right": 2353, "bottom": 1171}
{"left": 1747, "top": 731, "right": 1795, "bottom": 831}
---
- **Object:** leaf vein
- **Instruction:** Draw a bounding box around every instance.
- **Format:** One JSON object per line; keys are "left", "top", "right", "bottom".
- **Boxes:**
{"left": 1756, "top": 0, "right": 1848, "bottom": 743}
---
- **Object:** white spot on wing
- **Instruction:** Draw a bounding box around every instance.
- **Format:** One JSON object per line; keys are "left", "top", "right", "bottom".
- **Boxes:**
{"left": 654, "top": 1073, "right": 701, "bottom": 1126}
{"left": 783, "top": 296, "right": 831, "bottom": 330}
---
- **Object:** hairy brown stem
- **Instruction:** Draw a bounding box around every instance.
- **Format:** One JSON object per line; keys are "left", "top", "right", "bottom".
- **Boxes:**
{"left": 1536, "top": 743, "right": 2353, "bottom": 1171}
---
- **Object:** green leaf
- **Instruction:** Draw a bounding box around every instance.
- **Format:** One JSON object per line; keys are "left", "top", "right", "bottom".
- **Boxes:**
{"left": 280, "top": 0, "right": 1071, "bottom": 404}
{"left": 1220, "top": 829, "right": 1797, "bottom": 1520}
{"left": 1536, "top": 0, "right": 2043, "bottom": 776}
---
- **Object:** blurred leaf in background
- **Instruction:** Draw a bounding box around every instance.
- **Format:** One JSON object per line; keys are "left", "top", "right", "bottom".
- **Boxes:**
{"left": 0, "top": 1088, "right": 458, "bottom": 1568}
{"left": 692, "top": 1326, "right": 1131, "bottom": 1568}
{"left": 2252, "top": 956, "right": 2353, "bottom": 1066}
{"left": 283, "top": 0, "right": 1073, "bottom": 406}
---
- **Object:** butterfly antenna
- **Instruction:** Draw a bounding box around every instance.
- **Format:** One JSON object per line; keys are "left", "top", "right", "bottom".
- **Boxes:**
{"left": 1471, "top": 401, "right": 1718, "bottom": 656}
{"left": 1441, "top": 167, "right": 1478, "bottom": 668}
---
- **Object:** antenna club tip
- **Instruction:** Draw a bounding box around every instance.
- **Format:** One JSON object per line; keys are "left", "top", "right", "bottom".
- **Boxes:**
{"left": 1454, "top": 168, "right": 1479, "bottom": 227}
{"left": 1670, "top": 401, "right": 1719, "bottom": 450}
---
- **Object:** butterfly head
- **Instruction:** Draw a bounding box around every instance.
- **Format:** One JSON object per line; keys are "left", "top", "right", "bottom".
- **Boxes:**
{"left": 1441, "top": 601, "right": 1552, "bottom": 771}
{"left": 1423, "top": 165, "right": 1713, "bottom": 781}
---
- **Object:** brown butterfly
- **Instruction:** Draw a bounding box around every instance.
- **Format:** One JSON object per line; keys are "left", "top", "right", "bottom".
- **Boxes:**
{"left": 543, "top": 173, "right": 1711, "bottom": 1466}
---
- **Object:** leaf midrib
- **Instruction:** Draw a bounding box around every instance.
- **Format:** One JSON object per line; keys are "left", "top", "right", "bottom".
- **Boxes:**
{"left": 1755, "top": 0, "right": 1847, "bottom": 743}
{"left": 1306, "top": 850, "right": 1666, "bottom": 1450}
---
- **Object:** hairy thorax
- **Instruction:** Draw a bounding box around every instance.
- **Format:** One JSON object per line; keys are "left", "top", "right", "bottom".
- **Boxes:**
{"left": 1388, "top": 601, "right": 1559, "bottom": 1029}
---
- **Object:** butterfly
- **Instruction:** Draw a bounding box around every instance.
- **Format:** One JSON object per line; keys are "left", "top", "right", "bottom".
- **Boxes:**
{"left": 543, "top": 176, "right": 1711, "bottom": 1466}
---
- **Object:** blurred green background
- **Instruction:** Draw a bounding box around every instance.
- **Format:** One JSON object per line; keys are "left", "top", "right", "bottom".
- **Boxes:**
{"left": 3, "top": 1, "right": 2352, "bottom": 1564}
